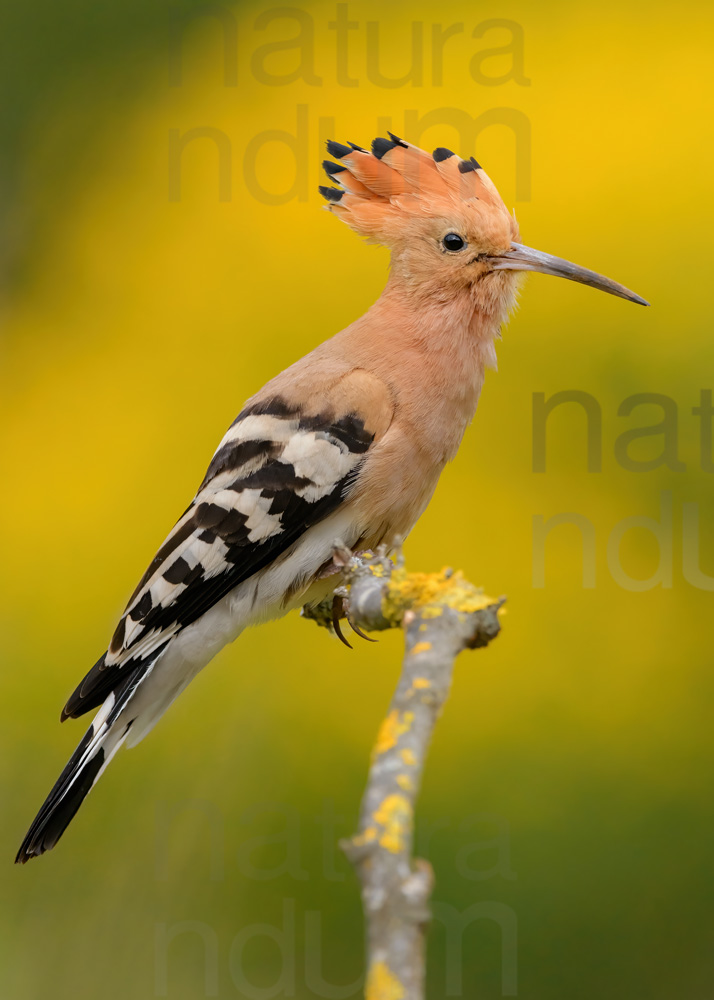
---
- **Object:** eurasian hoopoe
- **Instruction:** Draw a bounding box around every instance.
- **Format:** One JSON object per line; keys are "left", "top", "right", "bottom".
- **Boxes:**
{"left": 16, "top": 134, "right": 647, "bottom": 863}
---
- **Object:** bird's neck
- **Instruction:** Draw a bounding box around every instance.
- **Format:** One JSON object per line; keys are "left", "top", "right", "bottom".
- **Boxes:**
{"left": 334, "top": 273, "right": 509, "bottom": 464}
{"left": 371, "top": 272, "right": 504, "bottom": 370}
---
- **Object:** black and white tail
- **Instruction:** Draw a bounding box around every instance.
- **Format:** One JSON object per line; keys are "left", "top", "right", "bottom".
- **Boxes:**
{"left": 15, "top": 660, "right": 152, "bottom": 863}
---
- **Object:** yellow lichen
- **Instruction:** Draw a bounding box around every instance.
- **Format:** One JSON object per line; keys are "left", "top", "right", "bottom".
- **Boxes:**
{"left": 373, "top": 710, "right": 414, "bottom": 756}
{"left": 413, "top": 677, "right": 431, "bottom": 689}
{"left": 366, "top": 961, "right": 405, "bottom": 1000}
{"left": 411, "top": 642, "right": 432, "bottom": 655}
{"left": 373, "top": 793, "right": 412, "bottom": 853}
{"left": 352, "top": 825, "right": 378, "bottom": 847}
{"left": 400, "top": 748, "right": 417, "bottom": 766}
{"left": 396, "top": 773, "right": 414, "bottom": 791}
{"left": 379, "top": 566, "right": 496, "bottom": 625}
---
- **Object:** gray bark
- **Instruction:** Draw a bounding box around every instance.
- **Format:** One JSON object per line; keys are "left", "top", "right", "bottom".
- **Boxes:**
{"left": 303, "top": 548, "right": 504, "bottom": 998}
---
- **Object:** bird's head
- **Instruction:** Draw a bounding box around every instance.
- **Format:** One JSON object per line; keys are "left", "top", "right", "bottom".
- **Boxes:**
{"left": 320, "top": 135, "right": 648, "bottom": 314}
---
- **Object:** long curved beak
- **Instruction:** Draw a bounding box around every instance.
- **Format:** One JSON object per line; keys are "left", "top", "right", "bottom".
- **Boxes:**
{"left": 492, "top": 242, "right": 649, "bottom": 306}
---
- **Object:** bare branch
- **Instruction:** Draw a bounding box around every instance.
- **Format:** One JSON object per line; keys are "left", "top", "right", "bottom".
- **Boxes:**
{"left": 302, "top": 550, "right": 505, "bottom": 998}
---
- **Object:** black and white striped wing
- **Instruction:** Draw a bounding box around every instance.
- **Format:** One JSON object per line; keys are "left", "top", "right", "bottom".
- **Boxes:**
{"left": 62, "top": 398, "right": 374, "bottom": 720}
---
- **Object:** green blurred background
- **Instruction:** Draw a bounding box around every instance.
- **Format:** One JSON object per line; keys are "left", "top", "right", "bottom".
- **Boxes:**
{"left": 1, "top": 1, "right": 712, "bottom": 997}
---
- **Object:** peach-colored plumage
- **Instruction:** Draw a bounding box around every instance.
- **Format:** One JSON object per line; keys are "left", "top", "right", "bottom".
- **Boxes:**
{"left": 16, "top": 132, "right": 648, "bottom": 863}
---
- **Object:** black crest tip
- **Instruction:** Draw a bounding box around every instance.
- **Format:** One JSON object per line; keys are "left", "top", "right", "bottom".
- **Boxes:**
{"left": 387, "top": 131, "right": 408, "bottom": 148}
{"left": 458, "top": 156, "right": 482, "bottom": 173}
{"left": 322, "top": 160, "right": 346, "bottom": 177}
{"left": 319, "top": 185, "right": 344, "bottom": 203}
{"left": 326, "top": 140, "right": 352, "bottom": 159}
{"left": 348, "top": 142, "right": 367, "bottom": 152}
{"left": 371, "top": 137, "right": 397, "bottom": 159}
{"left": 432, "top": 147, "right": 455, "bottom": 162}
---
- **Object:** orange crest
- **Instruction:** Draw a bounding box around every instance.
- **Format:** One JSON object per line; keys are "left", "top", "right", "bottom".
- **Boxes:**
{"left": 320, "top": 134, "right": 512, "bottom": 249}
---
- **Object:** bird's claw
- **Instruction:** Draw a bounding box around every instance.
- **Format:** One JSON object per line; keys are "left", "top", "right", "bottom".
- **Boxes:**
{"left": 331, "top": 592, "right": 377, "bottom": 648}
{"left": 331, "top": 593, "right": 352, "bottom": 649}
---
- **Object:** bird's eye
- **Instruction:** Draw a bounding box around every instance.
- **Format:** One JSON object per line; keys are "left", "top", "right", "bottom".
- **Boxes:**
{"left": 442, "top": 233, "right": 466, "bottom": 252}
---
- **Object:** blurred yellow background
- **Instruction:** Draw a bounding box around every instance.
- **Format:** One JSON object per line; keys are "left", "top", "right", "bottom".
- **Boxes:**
{"left": 1, "top": 0, "right": 712, "bottom": 997}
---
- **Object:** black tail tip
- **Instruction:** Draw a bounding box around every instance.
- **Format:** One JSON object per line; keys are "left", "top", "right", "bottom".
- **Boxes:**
{"left": 15, "top": 826, "right": 54, "bottom": 864}
{"left": 15, "top": 740, "right": 106, "bottom": 866}
{"left": 15, "top": 844, "right": 39, "bottom": 864}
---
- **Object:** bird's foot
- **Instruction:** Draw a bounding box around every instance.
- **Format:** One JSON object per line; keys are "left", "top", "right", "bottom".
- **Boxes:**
{"left": 331, "top": 591, "right": 378, "bottom": 649}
